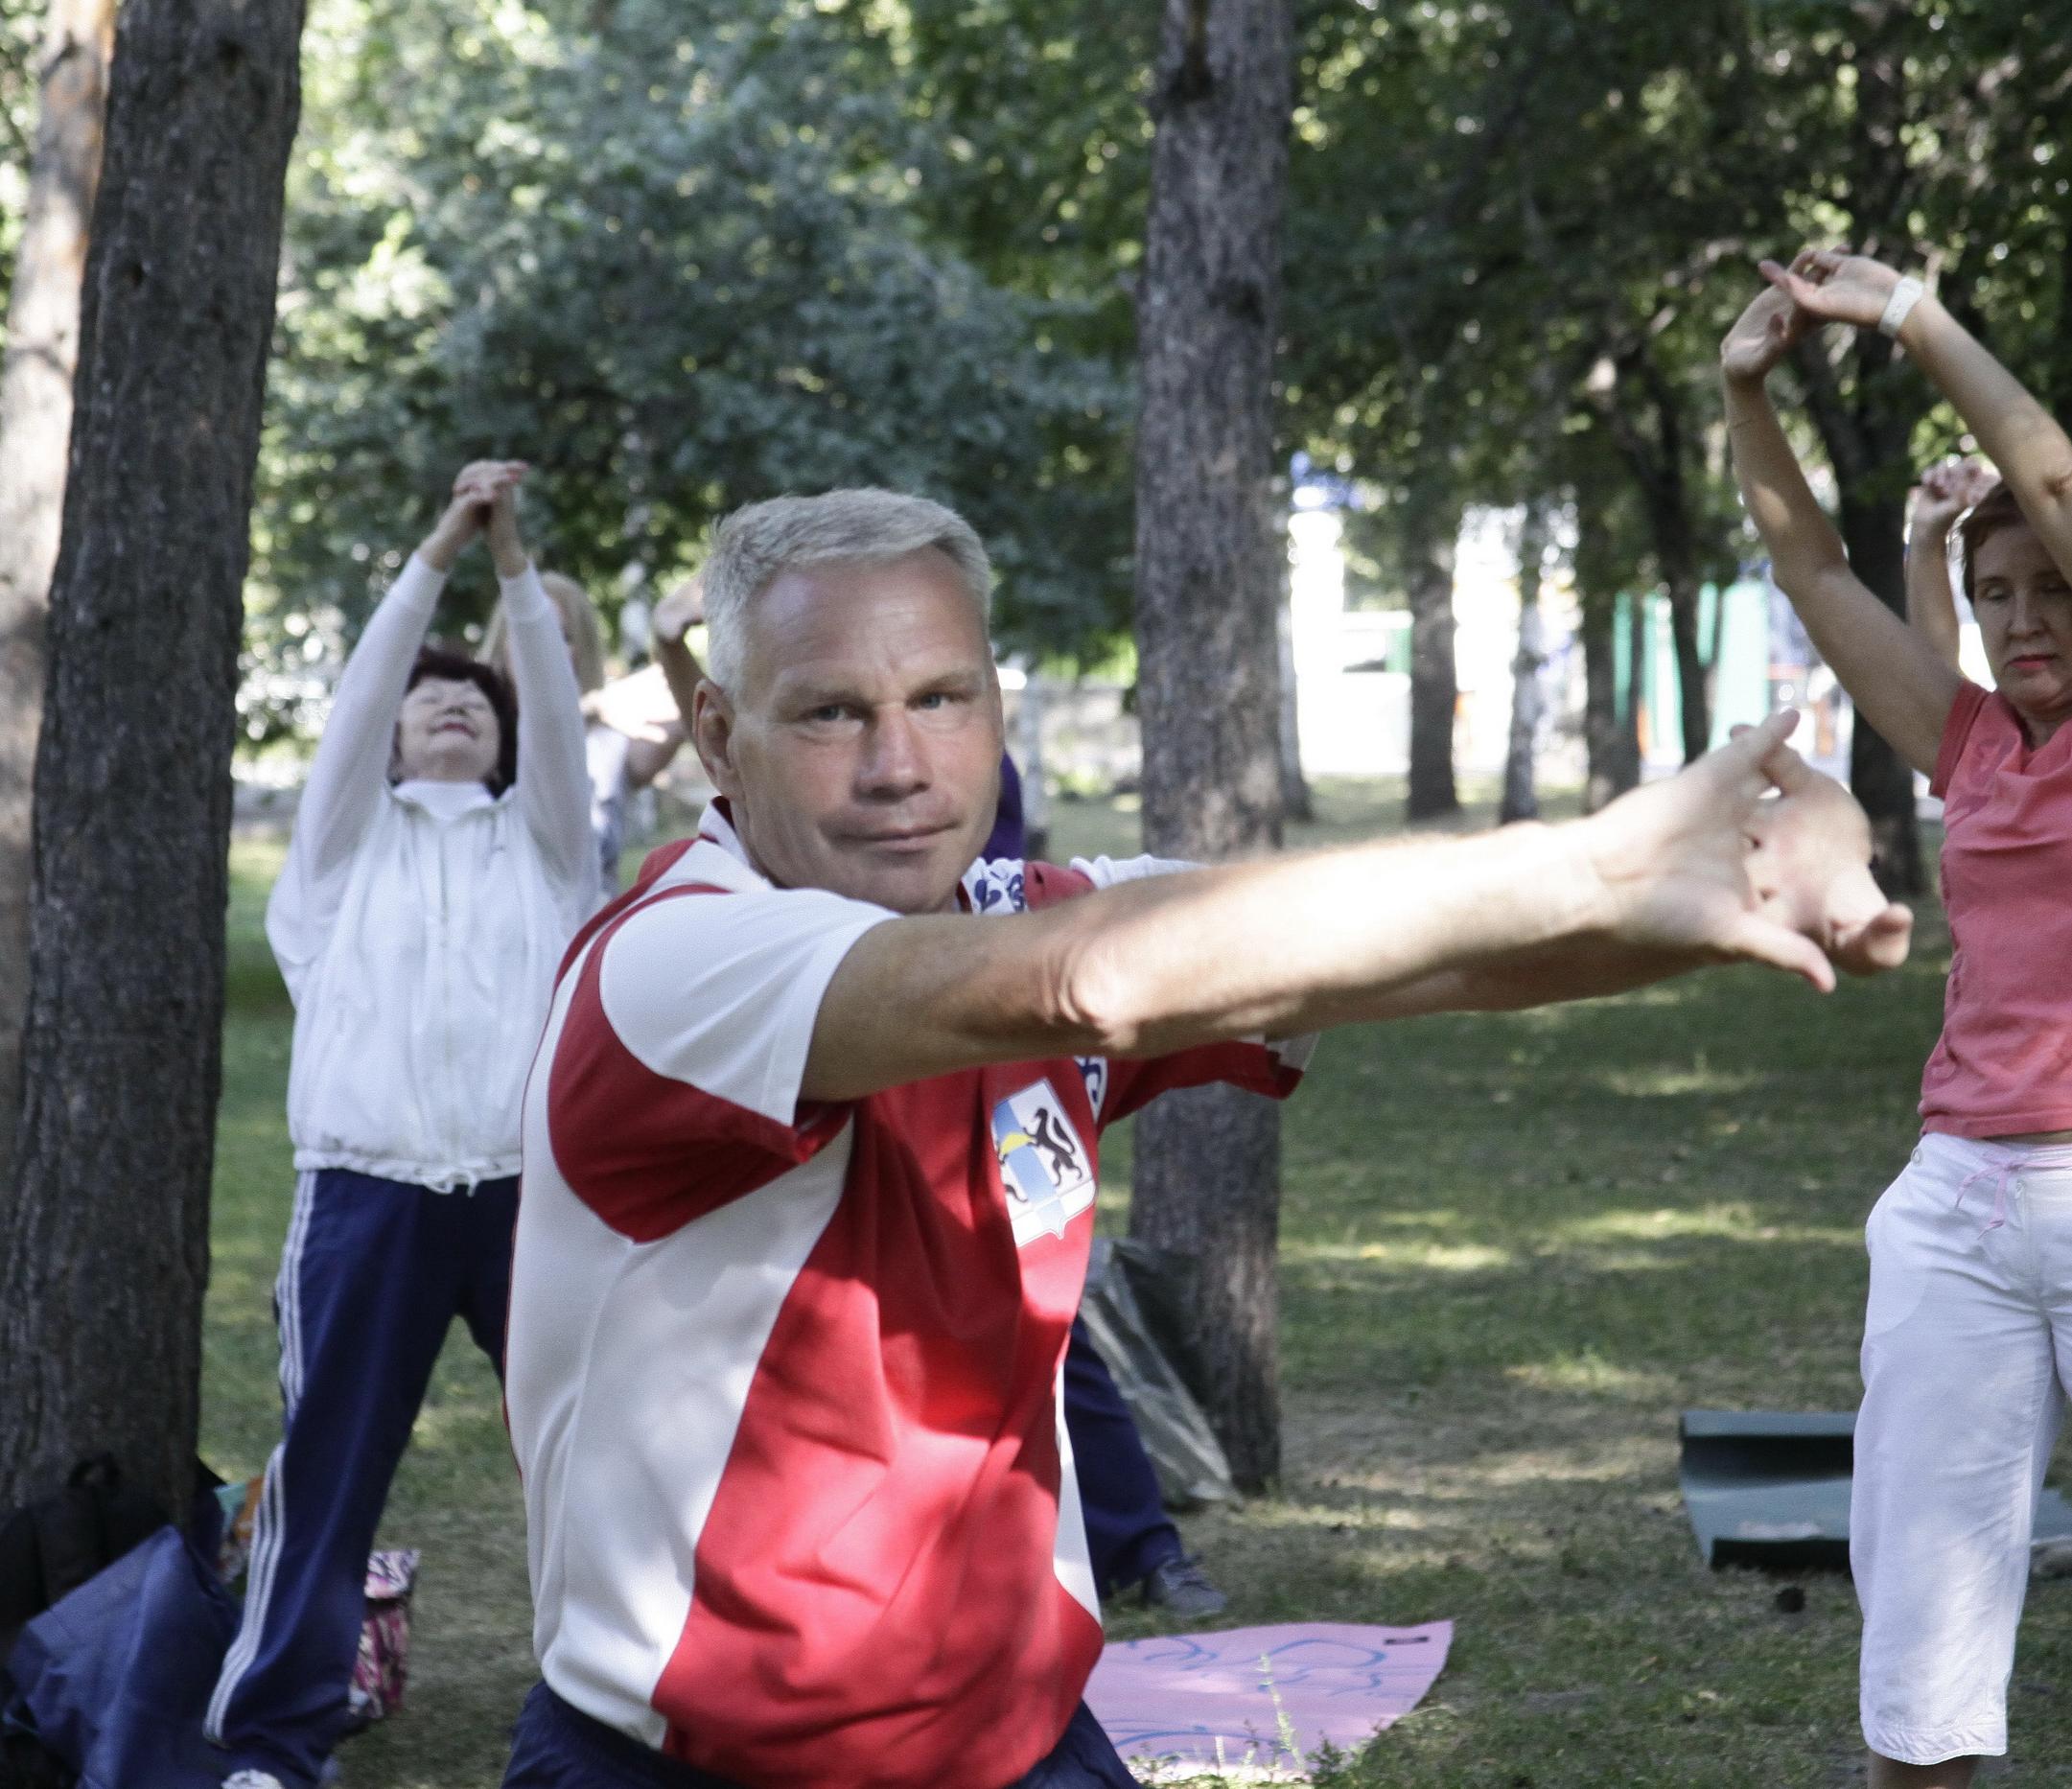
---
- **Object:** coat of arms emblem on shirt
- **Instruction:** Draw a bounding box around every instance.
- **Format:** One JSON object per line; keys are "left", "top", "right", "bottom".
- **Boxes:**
{"left": 990, "top": 1080, "right": 1095, "bottom": 1245}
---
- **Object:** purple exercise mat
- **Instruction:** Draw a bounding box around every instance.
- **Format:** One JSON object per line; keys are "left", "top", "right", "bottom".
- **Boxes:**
{"left": 1086, "top": 1620, "right": 1453, "bottom": 1775}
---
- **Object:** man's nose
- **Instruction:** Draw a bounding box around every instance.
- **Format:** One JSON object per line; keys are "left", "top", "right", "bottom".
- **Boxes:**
{"left": 857, "top": 709, "right": 928, "bottom": 797}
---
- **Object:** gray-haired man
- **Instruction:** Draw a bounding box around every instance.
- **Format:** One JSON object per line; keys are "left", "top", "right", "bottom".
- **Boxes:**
{"left": 500, "top": 488, "right": 1907, "bottom": 1789}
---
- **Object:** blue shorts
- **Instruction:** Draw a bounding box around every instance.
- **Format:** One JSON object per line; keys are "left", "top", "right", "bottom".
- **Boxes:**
{"left": 501, "top": 1681, "right": 1135, "bottom": 1789}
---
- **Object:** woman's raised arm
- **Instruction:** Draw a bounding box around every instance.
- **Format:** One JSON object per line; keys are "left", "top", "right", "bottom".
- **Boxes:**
{"left": 485, "top": 478, "right": 594, "bottom": 896}
{"left": 1720, "top": 279, "right": 1961, "bottom": 776}
{"left": 283, "top": 484, "right": 492, "bottom": 896}
{"left": 1763, "top": 250, "right": 2072, "bottom": 585}
{"left": 1904, "top": 461, "right": 1996, "bottom": 672}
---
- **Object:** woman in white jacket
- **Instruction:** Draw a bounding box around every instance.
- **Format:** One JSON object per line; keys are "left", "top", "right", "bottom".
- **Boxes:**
{"left": 208, "top": 461, "right": 594, "bottom": 1789}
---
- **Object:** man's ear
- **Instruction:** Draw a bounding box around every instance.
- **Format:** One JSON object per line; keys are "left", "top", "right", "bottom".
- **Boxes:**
{"left": 692, "top": 682, "right": 738, "bottom": 796}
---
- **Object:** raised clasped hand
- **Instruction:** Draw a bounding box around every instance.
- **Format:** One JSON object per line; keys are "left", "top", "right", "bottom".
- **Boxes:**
{"left": 1580, "top": 711, "right": 1911, "bottom": 991}
{"left": 1757, "top": 246, "right": 1904, "bottom": 334}
{"left": 418, "top": 459, "right": 530, "bottom": 573}
{"left": 1720, "top": 281, "right": 1809, "bottom": 384}
{"left": 1913, "top": 457, "right": 2000, "bottom": 536}
{"left": 446, "top": 458, "right": 531, "bottom": 575}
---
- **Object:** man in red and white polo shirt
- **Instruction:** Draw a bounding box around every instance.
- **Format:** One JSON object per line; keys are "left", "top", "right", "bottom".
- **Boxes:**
{"left": 501, "top": 490, "right": 1908, "bottom": 1789}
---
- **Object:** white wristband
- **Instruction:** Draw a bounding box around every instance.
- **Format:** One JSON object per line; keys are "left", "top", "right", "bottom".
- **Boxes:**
{"left": 1878, "top": 275, "right": 1926, "bottom": 339}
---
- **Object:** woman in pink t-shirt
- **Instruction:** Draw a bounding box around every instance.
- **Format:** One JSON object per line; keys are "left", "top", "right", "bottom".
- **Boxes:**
{"left": 1722, "top": 250, "right": 2072, "bottom": 1789}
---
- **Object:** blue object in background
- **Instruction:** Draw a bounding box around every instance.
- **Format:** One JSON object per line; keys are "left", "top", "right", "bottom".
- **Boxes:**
{"left": 7, "top": 1525, "right": 239, "bottom": 1789}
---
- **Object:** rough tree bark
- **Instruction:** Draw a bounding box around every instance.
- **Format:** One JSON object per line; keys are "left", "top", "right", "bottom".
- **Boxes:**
{"left": 1404, "top": 479, "right": 1462, "bottom": 822}
{"left": 0, "top": 0, "right": 309, "bottom": 1522}
{"left": 1129, "top": 0, "right": 1292, "bottom": 1490}
{"left": 0, "top": 0, "right": 116, "bottom": 1203}
{"left": 1499, "top": 503, "right": 1548, "bottom": 825}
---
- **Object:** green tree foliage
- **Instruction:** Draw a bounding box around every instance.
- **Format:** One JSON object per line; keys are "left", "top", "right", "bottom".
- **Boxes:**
{"left": 1274, "top": 0, "right": 2071, "bottom": 826}
{"left": 0, "top": 0, "right": 46, "bottom": 304}
{"left": 15, "top": 0, "right": 2072, "bottom": 758}
{"left": 244, "top": 0, "right": 1135, "bottom": 737}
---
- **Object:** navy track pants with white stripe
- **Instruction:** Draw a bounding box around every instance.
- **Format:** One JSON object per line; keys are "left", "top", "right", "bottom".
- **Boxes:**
{"left": 1062, "top": 1318, "right": 1184, "bottom": 1596}
{"left": 206, "top": 1168, "right": 518, "bottom": 1787}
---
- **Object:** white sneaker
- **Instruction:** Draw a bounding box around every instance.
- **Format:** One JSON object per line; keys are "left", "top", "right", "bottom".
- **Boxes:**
{"left": 222, "top": 1773, "right": 288, "bottom": 1789}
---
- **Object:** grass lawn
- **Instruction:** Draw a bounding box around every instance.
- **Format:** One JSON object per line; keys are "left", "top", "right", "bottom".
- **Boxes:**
{"left": 201, "top": 775, "right": 2072, "bottom": 1787}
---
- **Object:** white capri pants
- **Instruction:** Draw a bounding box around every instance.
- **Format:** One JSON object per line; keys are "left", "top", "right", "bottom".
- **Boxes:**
{"left": 1854, "top": 1131, "right": 2072, "bottom": 1764}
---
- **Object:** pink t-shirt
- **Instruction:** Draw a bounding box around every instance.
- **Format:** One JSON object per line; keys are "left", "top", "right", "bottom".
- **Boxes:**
{"left": 1922, "top": 682, "right": 2072, "bottom": 1136}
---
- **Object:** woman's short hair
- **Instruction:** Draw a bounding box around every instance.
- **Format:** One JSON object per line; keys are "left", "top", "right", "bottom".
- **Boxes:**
{"left": 480, "top": 570, "right": 607, "bottom": 694}
{"left": 406, "top": 645, "right": 520, "bottom": 794}
{"left": 701, "top": 489, "right": 993, "bottom": 690}
{"left": 1957, "top": 481, "right": 2033, "bottom": 601}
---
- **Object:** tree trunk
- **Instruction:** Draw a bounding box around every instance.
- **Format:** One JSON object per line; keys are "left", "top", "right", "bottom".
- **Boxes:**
{"left": 1838, "top": 491, "right": 1924, "bottom": 895}
{"left": 0, "top": 0, "right": 308, "bottom": 1522}
{"left": 1605, "top": 352, "right": 1711, "bottom": 764}
{"left": 1129, "top": 0, "right": 1292, "bottom": 1492}
{"left": 1499, "top": 504, "right": 1547, "bottom": 825}
{"left": 1580, "top": 595, "right": 1640, "bottom": 812}
{"left": 1275, "top": 566, "right": 1313, "bottom": 823}
{"left": 1643, "top": 398, "right": 1710, "bottom": 766}
{"left": 1404, "top": 483, "right": 1461, "bottom": 822}
{"left": 0, "top": 0, "right": 116, "bottom": 1204}
{"left": 1665, "top": 569, "right": 1710, "bottom": 765}
{"left": 1575, "top": 495, "right": 1639, "bottom": 813}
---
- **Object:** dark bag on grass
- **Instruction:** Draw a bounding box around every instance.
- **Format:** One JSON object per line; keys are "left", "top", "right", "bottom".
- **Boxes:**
{"left": 5, "top": 1524, "right": 239, "bottom": 1789}
{"left": 0, "top": 1455, "right": 167, "bottom": 1665}
{"left": 0, "top": 1454, "right": 171, "bottom": 1787}
{"left": 1081, "top": 1238, "right": 1238, "bottom": 1508}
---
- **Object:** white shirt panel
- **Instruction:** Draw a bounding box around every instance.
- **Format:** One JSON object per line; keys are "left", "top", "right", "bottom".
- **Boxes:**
{"left": 597, "top": 881, "right": 895, "bottom": 1125}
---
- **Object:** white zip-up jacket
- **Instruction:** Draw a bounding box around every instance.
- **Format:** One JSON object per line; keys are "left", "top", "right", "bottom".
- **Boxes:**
{"left": 268, "top": 552, "right": 595, "bottom": 1189}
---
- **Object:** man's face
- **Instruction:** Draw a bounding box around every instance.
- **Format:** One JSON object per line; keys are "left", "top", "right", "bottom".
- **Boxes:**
{"left": 695, "top": 548, "right": 1004, "bottom": 914}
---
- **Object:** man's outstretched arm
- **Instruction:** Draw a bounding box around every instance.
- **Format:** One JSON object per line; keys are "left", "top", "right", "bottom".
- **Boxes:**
{"left": 798, "top": 714, "right": 1910, "bottom": 1103}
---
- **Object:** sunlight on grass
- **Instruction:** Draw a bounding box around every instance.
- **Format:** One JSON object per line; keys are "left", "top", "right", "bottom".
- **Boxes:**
{"left": 1554, "top": 1203, "right": 1861, "bottom": 1249}
{"left": 1504, "top": 1354, "right": 1680, "bottom": 1401}
{"left": 1290, "top": 1240, "right": 1514, "bottom": 1272}
{"left": 408, "top": 1384, "right": 509, "bottom": 1453}
{"left": 1592, "top": 1064, "right": 1766, "bottom": 1098}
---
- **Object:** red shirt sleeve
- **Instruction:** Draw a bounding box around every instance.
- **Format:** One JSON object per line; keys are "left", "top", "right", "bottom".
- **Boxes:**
{"left": 547, "top": 882, "right": 889, "bottom": 1242}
